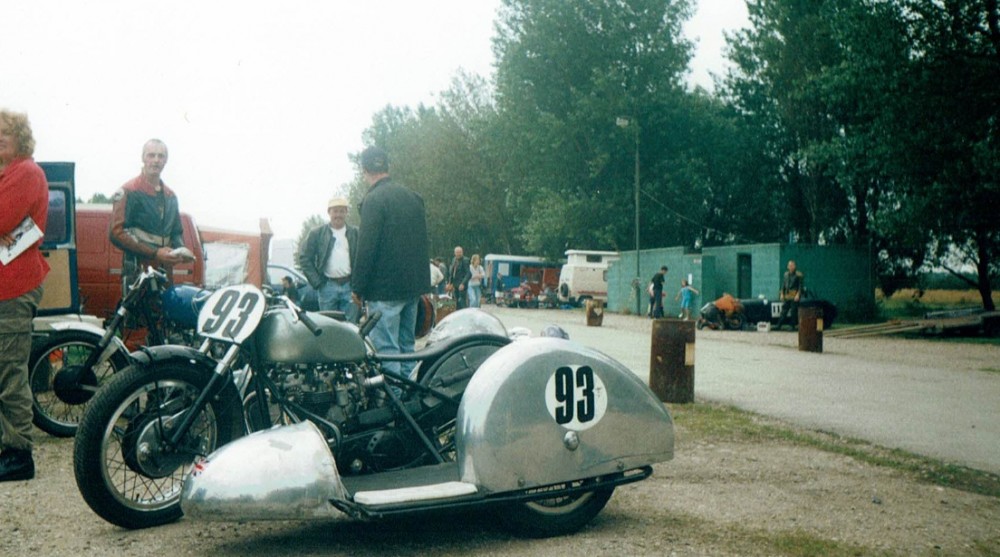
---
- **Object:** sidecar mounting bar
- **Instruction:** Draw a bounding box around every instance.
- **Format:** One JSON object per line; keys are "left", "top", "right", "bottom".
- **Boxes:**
{"left": 379, "top": 380, "right": 446, "bottom": 464}
{"left": 379, "top": 368, "right": 461, "bottom": 406}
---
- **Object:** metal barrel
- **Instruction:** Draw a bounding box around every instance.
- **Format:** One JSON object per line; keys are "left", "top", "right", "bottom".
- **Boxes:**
{"left": 649, "top": 319, "right": 695, "bottom": 403}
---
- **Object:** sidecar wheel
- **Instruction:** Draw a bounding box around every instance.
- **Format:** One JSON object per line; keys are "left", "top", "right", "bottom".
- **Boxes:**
{"left": 74, "top": 363, "right": 243, "bottom": 529}
{"left": 497, "top": 485, "right": 614, "bottom": 538}
{"left": 29, "top": 331, "right": 129, "bottom": 437}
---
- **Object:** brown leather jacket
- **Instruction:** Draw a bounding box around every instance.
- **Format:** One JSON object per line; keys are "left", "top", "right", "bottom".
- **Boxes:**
{"left": 109, "top": 175, "right": 184, "bottom": 261}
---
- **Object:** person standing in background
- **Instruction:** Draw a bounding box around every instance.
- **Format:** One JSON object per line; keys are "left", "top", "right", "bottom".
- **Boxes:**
{"left": 351, "top": 147, "right": 430, "bottom": 377}
{"left": 467, "top": 254, "right": 485, "bottom": 308}
{"left": 776, "top": 260, "right": 804, "bottom": 331}
{"left": 675, "top": 279, "right": 700, "bottom": 320}
{"left": 297, "top": 197, "right": 359, "bottom": 322}
{"left": 447, "top": 246, "right": 471, "bottom": 309}
{"left": 109, "top": 139, "right": 191, "bottom": 295}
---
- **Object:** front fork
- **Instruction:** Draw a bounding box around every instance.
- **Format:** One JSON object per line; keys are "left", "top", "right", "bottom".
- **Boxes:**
{"left": 162, "top": 341, "right": 241, "bottom": 449}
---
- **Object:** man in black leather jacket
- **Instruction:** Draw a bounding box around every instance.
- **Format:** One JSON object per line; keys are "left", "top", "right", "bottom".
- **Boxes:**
{"left": 296, "top": 197, "right": 359, "bottom": 321}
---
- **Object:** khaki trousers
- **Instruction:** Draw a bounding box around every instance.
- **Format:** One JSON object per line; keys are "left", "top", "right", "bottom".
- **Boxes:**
{"left": 0, "top": 287, "right": 42, "bottom": 451}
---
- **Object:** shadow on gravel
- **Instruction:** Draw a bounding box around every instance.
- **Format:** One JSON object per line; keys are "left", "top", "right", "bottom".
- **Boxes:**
{"left": 203, "top": 509, "right": 517, "bottom": 556}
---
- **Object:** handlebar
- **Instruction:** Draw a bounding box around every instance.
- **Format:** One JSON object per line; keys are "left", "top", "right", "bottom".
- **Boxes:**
{"left": 298, "top": 311, "right": 323, "bottom": 337}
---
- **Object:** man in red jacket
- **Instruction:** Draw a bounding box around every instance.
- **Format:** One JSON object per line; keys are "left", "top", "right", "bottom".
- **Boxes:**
{"left": 0, "top": 109, "right": 49, "bottom": 482}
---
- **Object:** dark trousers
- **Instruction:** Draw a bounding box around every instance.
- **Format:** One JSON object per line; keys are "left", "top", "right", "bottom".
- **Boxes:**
{"left": 777, "top": 299, "right": 798, "bottom": 329}
{"left": 651, "top": 289, "right": 664, "bottom": 318}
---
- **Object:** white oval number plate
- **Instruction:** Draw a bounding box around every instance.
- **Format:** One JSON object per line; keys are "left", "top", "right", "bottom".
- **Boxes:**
{"left": 197, "top": 285, "right": 266, "bottom": 344}
{"left": 545, "top": 365, "right": 607, "bottom": 431}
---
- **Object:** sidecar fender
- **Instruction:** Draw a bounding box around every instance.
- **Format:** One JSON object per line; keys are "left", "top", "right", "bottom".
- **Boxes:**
{"left": 457, "top": 337, "right": 674, "bottom": 493}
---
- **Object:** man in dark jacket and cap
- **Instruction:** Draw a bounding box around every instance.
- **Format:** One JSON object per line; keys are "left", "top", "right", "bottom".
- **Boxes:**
{"left": 352, "top": 146, "right": 430, "bottom": 375}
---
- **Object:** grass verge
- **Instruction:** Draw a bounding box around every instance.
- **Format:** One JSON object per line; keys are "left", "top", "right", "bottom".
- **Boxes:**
{"left": 668, "top": 401, "right": 1000, "bottom": 499}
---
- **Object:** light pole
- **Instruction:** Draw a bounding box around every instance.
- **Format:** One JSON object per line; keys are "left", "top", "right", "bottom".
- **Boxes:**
{"left": 617, "top": 117, "right": 641, "bottom": 315}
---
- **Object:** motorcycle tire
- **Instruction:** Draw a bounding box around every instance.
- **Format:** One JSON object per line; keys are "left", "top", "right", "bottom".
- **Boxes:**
{"left": 29, "top": 330, "right": 130, "bottom": 438}
{"left": 496, "top": 483, "right": 614, "bottom": 538}
{"left": 726, "top": 313, "right": 746, "bottom": 331}
{"left": 74, "top": 362, "right": 243, "bottom": 529}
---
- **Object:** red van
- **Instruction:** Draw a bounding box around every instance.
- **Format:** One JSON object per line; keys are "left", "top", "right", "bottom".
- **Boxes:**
{"left": 75, "top": 203, "right": 205, "bottom": 320}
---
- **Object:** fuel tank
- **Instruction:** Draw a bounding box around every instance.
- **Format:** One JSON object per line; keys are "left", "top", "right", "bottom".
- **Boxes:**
{"left": 255, "top": 309, "right": 366, "bottom": 364}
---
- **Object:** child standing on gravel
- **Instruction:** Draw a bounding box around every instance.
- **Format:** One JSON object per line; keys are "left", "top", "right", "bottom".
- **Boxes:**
{"left": 675, "top": 279, "right": 700, "bottom": 320}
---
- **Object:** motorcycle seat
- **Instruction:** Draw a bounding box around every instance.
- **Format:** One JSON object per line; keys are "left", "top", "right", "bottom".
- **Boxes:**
{"left": 376, "top": 333, "right": 510, "bottom": 362}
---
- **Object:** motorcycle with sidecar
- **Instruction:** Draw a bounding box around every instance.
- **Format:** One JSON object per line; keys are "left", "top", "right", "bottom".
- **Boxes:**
{"left": 73, "top": 283, "right": 674, "bottom": 537}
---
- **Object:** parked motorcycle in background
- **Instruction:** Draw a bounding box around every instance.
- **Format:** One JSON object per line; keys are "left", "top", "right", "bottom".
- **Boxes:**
{"left": 28, "top": 267, "right": 208, "bottom": 437}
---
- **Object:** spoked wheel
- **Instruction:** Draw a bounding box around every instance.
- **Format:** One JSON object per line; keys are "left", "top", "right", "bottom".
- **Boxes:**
{"left": 73, "top": 363, "right": 242, "bottom": 529}
{"left": 496, "top": 481, "right": 615, "bottom": 538}
{"left": 29, "top": 331, "right": 129, "bottom": 437}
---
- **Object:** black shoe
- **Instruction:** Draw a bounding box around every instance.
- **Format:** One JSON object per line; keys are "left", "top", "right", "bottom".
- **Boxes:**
{"left": 0, "top": 449, "right": 35, "bottom": 482}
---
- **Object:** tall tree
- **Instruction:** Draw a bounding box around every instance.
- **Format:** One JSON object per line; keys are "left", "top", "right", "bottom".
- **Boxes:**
{"left": 493, "top": 0, "right": 696, "bottom": 259}
{"left": 886, "top": 0, "right": 1000, "bottom": 309}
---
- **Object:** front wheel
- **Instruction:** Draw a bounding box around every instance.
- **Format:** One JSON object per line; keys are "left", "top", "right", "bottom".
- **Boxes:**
{"left": 496, "top": 483, "right": 614, "bottom": 538}
{"left": 29, "top": 331, "right": 130, "bottom": 437}
{"left": 73, "top": 363, "right": 243, "bottom": 529}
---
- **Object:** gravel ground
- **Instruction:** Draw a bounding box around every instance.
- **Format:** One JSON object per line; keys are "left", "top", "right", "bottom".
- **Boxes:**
{"left": 2, "top": 308, "right": 998, "bottom": 556}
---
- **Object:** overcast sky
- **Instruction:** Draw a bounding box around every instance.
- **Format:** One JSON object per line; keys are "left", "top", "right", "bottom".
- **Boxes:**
{"left": 3, "top": 0, "right": 749, "bottom": 241}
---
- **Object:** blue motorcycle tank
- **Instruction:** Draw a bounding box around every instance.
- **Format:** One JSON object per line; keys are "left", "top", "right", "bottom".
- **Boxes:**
{"left": 161, "top": 285, "right": 211, "bottom": 329}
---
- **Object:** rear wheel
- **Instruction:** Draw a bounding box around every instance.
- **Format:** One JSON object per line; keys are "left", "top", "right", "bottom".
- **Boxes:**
{"left": 726, "top": 313, "right": 746, "bottom": 330}
{"left": 29, "top": 331, "right": 129, "bottom": 437}
{"left": 73, "top": 363, "right": 242, "bottom": 529}
{"left": 497, "top": 482, "right": 614, "bottom": 538}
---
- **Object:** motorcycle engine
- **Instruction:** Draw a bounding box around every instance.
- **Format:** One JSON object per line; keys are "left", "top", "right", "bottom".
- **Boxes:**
{"left": 266, "top": 363, "right": 372, "bottom": 426}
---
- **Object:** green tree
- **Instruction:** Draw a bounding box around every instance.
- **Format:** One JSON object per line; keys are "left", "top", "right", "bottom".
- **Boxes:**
{"left": 493, "top": 0, "right": 696, "bottom": 259}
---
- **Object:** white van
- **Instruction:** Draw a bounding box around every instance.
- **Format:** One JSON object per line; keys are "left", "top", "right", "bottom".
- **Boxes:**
{"left": 557, "top": 250, "right": 620, "bottom": 305}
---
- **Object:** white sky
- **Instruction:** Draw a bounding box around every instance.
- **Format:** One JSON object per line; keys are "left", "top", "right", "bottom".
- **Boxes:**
{"left": 3, "top": 0, "right": 748, "bottom": 241}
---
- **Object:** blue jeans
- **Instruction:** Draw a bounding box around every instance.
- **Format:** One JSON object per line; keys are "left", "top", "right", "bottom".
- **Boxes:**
{"left": 318, "top": 279, "right": 359, "bottom": 323}
{"left": 467, "top": 283, "right": 482, "bottom": 308}
{"left": 368, "top": 298, "right": 419, "bottom": 376}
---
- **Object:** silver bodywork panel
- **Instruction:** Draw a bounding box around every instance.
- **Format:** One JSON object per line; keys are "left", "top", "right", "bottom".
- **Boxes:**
{"left": 255, "top": 309, "right": 366, "bottom": 363}
{"left": 457, "top": 337, "right": 673, "bottom": 492}
{"left": 182, "top": 421, "right": 348, "bottom": 521}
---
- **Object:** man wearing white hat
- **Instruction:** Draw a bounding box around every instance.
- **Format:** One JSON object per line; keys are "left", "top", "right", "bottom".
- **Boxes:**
{"left": 297, "top": 197, "right": 359, "bottom": 322}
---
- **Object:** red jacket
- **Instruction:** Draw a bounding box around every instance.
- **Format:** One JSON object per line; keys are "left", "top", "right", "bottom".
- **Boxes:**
{"left": 0, "top": 157, "right": 50, "bottom": 301}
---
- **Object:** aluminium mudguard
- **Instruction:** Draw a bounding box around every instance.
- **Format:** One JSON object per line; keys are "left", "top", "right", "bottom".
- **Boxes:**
{"left": 457, "top": 337, "right": 674, "bottom": 493}
{"left": 182, "top": 420, "right": 348, "bottom": 521}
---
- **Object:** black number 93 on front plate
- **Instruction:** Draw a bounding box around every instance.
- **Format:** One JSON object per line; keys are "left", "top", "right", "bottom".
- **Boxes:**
{"left": 197, "top": 285, "right": 266, "bottom": 344}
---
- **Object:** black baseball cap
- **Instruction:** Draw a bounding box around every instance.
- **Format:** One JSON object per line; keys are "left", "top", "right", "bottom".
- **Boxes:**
{"left": 361, "top": 146, "right": 389, "bottom": 173}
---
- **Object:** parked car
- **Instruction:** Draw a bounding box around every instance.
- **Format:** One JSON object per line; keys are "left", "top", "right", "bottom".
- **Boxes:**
{"left": 266, "top": 263, "right": 319, "bottom": 311}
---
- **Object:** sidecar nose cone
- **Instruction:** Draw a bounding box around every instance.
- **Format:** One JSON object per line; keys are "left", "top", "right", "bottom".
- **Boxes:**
{"left": 182, "top": 421, "right": 347, "bottom": 521}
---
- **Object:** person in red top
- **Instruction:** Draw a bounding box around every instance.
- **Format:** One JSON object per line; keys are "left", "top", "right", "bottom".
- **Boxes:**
{"left": 0, "top": 109, "right": 49, "bottom": 482}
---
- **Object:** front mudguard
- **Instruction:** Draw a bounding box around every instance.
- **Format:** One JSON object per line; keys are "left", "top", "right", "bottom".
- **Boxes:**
{"left": 458, "top": 337, "right": 674, "bottom": 493}
{"left": 36, "top": 320, "right": 129, "bottom": 361}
